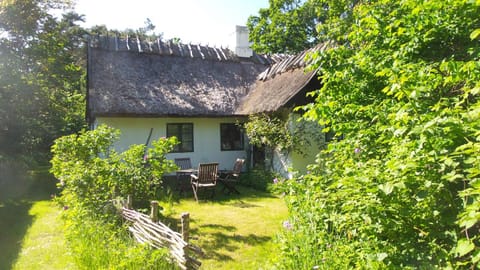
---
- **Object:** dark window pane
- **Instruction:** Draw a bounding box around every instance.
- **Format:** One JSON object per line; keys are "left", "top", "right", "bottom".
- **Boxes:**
{"left": 167, "top": 123, "right": 194, "bottom": 152}
{"left": 220, "top": 123, "right": 244, "bottom": 151}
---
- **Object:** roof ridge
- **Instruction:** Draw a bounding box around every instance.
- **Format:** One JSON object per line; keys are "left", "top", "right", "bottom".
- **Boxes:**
{"left": 88, "top": 35, "right": 278, "bottom": 65}
{"left": 257, "top": 41, "right": 334, "bottom": 81}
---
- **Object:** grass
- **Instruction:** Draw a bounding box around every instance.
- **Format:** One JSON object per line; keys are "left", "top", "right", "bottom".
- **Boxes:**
{"left": 161, "top": 185, "right": 289, "bottom": 269}
{"left": 0, "top": 165, "right": 75, "bottom": 270}
{"left": 0, "top": 199, "right": 34, "bottom": 270}
{"left": 11, "top": 201, "right": 76, "bottom": 270}
{"left": 0, "top": 164, "right": 288, "bottom": 270}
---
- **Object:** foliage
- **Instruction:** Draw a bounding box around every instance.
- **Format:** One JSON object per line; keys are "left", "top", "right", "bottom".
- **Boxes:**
{"left": 247, "top": 0, "right": 359, "bottom": 54}
{"left": 244, "top": 112, "right": 321, "bottom": 157}
{"left": 274, "top": 0, "right": 480, "bottom": 268}
{"left": 88, "top": 17, "right": 163, "bottom": 41}
{"left": 50, "top": 124, "right": 178, "bottom": 215}
{"left": 0, "top": 0, "right": 86, "bottom": 164}
{"left": 239, "top": 166, "right": 280, "bottom": 192}
{"left": 63, "top": 211, "right": 177, "bottom": 270}
{"left": 244, "top": 113, "right": 292, "bottom": 151}
{"left": 247, "top": 0, "right": 319, "bottom": 54}
{"left": 50, "top": 124, "right": 179, "bottom": 268}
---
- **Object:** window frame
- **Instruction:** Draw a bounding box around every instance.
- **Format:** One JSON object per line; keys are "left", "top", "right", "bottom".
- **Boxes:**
{"left": 220, "top": 123, "right": 244, "bottom": 151}
{"left": 167, "top": 123, "right": 194, "bottom": 153}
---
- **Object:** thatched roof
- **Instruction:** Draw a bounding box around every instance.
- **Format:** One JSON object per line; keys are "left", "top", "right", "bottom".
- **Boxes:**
{"left": 87, "top": 36, "right": 331, "bottom": 121}
{"left": 236, "top": 42, "right": 332, "bottom": 115}
{"left": 87, "top": 36, "right": 274, "bottom": 120}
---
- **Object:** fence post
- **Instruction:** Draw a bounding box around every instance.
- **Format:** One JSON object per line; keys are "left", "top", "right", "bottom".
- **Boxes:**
{"left": 181, "top": 212, "right": 190, "bottom": 242}
{"left": 126, "top": 194, "right": 133, "bottom": 209}
{"left": 150, "top": 201, "right": 159, "bottom": 223}
{"left": 181, "top": 212, "right": 190, "bottom": 269}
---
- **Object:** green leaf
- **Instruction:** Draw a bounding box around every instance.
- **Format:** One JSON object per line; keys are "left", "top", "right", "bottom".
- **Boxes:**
{"left": 379, "top": 182, "right": 394, "bottom": 195}
{"left": 455, "top": 239, "right": 475, "bottom": 257}
{"left": 458, "top": 215, "right": 479, "bottom": 230}
{"left": 472, "top": 250, "right": 480, "bottom": 263}
{"left": 471, "top": 29, "right": 480, "bottom": 40}
{"left": 377, "top": 252, "right": 388, "bottom": 261}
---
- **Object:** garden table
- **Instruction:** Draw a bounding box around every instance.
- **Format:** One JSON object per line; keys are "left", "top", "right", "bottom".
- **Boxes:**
{"left": 176, "top": 168, "right": 197, "bottom": 194}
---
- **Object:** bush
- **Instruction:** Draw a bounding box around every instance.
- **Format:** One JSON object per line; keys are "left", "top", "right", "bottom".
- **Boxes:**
{"left": 63, "top": 209, "right": 177, "bottom": 270}
{"left": 240, "top": 166, "right": 279, "bottom": 192}
{"left": 50, "top": 125, "right": 179, "bottom": 268}
{"left": 274, "top": 0, "right": 480, "bottom": 268}
{"left": 50, "top": 124, "right": 178, "bottom": 215}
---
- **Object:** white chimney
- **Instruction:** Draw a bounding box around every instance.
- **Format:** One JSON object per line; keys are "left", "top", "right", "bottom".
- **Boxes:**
{"left": 234, "top": 25, "right": 253, "bottom": 58}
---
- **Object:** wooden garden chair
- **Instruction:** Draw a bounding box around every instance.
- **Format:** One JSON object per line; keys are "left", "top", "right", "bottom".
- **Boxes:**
{"left": 191, "top": 163, "right": 219, "bottom": 202}
{"left": 219, "top": 158, "right": 245, "bottom": 194}
{"left": 174, "top": 158, "right": 193, "bottom": 194}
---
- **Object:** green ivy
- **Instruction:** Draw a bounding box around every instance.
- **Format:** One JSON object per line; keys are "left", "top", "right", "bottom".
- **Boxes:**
{"left": 244, "top": 112, "right": 324, "bottom": 156}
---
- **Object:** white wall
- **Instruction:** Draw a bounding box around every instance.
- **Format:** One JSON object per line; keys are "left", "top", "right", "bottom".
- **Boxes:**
{"left": 96, "top": 117, "right": 247, "bottom": 171}
{"left": 271, "top": 114, "right": 325, "bottom": 179}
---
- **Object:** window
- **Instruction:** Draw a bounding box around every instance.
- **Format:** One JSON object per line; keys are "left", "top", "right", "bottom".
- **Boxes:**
{"left": 220, "top": 123, "right": 244, "bottom": 151}
{"left": 167, "top": 123, "right": 193, "bottom": 152}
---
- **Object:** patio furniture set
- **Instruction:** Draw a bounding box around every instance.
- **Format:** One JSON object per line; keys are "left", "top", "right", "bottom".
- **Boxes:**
{"left": 174, "top": 158, "right": 245, "bottom": 202}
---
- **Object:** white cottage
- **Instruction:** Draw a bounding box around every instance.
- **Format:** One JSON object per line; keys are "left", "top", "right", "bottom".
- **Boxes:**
{"left": 87, "top": 27, "right": 328, "bottom": 177}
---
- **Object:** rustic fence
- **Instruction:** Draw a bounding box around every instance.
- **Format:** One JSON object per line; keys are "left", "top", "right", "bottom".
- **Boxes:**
{"left": 120, "top": 196, "right": 203, "bottom": 270}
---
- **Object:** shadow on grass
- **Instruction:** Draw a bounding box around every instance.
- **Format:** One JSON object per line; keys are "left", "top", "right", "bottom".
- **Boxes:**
{"left": 189, "top": 223, "right": 272, "bottom": 262}
{"left": 0, "top": 163, "right": 57, "bottom": 270}
{"left": 164, "top": 183, "right": 278, "bottom": 205}
{"left": 0, "top": 200, "right": 34, "bottom": 270}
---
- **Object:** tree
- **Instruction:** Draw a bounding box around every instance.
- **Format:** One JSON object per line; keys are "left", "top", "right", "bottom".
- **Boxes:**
{"left": 275, "top": 0, "right": 480, "bottom": 268}
{"left": 247, "top": 0, "right": 317, "bottom": 54}
{"left": 0, "top": 0, "right": 86, "bottom": 163}
{"left": 88, "top": 18, "right": 163, "bottom": 41}
{"left": 246, "top": 0, "right": 358, "bottom": 54}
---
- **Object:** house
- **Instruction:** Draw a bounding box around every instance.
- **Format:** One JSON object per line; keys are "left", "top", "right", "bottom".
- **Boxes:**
{"left": 87, "top": 26, "right": 327, "bottom": 177}
{"left": 237, "top": 42, "right": 331, "bottom": 177}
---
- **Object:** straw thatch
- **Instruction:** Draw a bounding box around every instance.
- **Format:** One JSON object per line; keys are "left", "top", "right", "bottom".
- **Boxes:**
{"left": 87, "top": 36, "right": 331, "bottom": 121}
{"left": 236, "top": 42, "right": 332, "bottom": 114}
{"left": 87, "top": 36, "right": 273, "bottom": 121}
{"left": 235, "top": 69, "right": 318, "bottom": 115}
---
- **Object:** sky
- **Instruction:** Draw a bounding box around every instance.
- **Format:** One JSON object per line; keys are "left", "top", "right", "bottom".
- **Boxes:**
{"left": 73, "top": 0, "right": 269, "bottom": 48}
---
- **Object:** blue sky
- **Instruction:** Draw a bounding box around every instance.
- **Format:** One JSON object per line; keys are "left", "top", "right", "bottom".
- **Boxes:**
{"left": 74, "top": 0, "right": 269, "bottom": 47}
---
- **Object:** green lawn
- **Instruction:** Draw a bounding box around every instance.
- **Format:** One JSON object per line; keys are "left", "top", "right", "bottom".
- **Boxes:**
{"left": 162, "top": 185, "right": 289, "bottom": 270}
{"left": 1, "top": 167, "right": 288, "bottom": 270}
{"left": 0, "top": 166, "right": 75, "bottom": 270}
{"left": 11, "top": 200, "right": 76, "bottom": 270}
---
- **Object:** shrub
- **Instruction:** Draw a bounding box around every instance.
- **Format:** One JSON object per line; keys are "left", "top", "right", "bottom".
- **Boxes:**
{"left": 50, "top": 124, "right": 178, "bottom": 215}
{"left": 240, "top": 166, "right": 279, "bottom": 192}
{"left": 274, "top": 0, "right": 480, "bottom": 268}
{"left": 63, "top": 209, "right": 177, "bottom": 270}
{"left": 50, "top": 124, "right": 179, "bottom": 268}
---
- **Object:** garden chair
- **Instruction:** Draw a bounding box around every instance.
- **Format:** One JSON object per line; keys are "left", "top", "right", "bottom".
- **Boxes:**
{"left": 174, "top": 158, "right": 193, "bottom": 194}
{"left": 219, "top": 158, "right": 245, "bottom": 194}
{"left": 191, "top": 163, "right": 219, "bottom": 202}
{"left": 174, "top": 158, "right": 192, "bottom": 170}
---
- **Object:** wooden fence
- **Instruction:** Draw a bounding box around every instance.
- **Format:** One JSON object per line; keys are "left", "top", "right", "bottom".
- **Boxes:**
{"left": 120, "top": 196, "right": 203, "bottom": 270}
